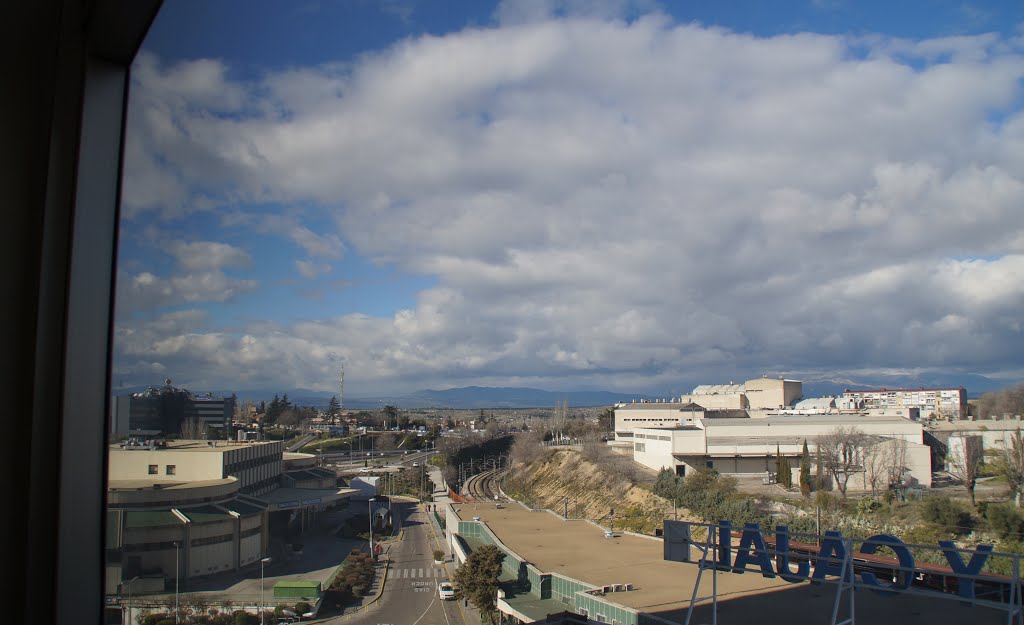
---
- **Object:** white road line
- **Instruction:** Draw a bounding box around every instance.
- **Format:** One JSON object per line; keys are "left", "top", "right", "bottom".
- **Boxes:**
{"left": 402, "top": 569, "right": 409, "bottom": 578}
{"left": 410, "top": 591, "right": 436, "bottom": 625}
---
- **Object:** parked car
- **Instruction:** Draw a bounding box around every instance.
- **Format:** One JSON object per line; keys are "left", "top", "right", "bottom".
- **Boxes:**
{"left": 438, "top": 581, "right": 455, "bottom": 600}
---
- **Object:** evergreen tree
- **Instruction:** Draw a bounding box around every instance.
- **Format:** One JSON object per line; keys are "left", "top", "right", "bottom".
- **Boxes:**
{"left": 280, "top": 393, "right": 291, "bottom": 410}
{"left": 327, "top": 395, "right": 341, "bottom": 416}
{"left": 453, "top": 544, "right": 506, "bottom": 619}
{"left": 815, "top": 444, "right": 825, "bottom": 491}
{"left": 266, "top": 395, "right": 281, "bottom": 425}
{"left": 800, "top": 439, "right": 811, "bottom": 494}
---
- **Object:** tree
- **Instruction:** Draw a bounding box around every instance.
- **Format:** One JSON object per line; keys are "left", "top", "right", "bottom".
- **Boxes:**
{"left": 799, "top": 439, "right": 812, "bottom": 496}
{"left": 995, "top": 429, "right": 1024, "bottom": 507}
{"left": 948, "top": 434, "right": 984, "bottom": 505}
{"left": 453, "top": 544, "right": 506, "bottom": 619}
{"left": 382, "top": 404, "right": 398, "bottom": 429}
{"left": 265, "top": 395, "right": 282, "bottom": 425}
{"left": 883, "top": 437, "right": 908, "bottom": 491}
{"left": 598, "top": 407, "right": 615, "bottom": 431}
{"left": 327, "top": 395, "right": 341, "bottom": 416}
{"left": 862, "top": 443, "right": 887, "bottom": 497}
{"left": 777, "top": 446, "right": 792, "bottom": 489}
{"left": 816, "top": 426, "right": 868, "bottom": 498}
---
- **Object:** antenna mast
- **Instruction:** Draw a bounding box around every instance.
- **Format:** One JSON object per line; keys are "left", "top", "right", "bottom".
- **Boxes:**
{"left": 339, "top": 365, "right": 345, "bottom": 412}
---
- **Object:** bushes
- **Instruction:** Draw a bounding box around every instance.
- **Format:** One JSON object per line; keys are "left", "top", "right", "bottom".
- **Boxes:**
{"left": 295, "top": 602, "right": 311, "bottom": 615}
{"left": 987, "top": 504, "right": 1024, "bottom": 540}
{"left": 326, "top": 550, "right": 377, "bottom": 606}
{"left": 921, "top": 496, "right": 973, "bottom": 536}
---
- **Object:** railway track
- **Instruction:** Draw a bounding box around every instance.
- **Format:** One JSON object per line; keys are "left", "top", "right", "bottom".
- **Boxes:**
{"left": 463, "top": 468, "right": 508, "bottom": 502}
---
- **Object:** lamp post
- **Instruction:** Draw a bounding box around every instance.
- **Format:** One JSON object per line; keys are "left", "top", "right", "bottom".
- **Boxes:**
{"left": 125, "top": 576, "right": 138, "bottom": 625}
{"left": 260, "top": 557, "right": 272, "bottom": 625}
{"left": 173, "top": 541, "right": 179, "bottom": 625}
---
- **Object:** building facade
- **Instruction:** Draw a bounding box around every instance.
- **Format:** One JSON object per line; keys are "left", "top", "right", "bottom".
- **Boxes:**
{"left": 111, "top": 381, "right": 236, "bottom": 436}
{"left": 628, "top": 414, "right": 931, "bottom": 488}
{"left": 842, "top": 387, "right": 967, "bottom": 420}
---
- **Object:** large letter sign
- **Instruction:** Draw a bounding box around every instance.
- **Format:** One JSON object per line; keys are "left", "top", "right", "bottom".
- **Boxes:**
{"left": 732, "top": 523, "right": 776, "bottom": 578}
{"left": 774, "top": 526, "right": 810, "bottom": 583}
{"left": 858, "top": 534, "right": 915, "bottom": 594}
{"left": 939, "top": 540, "right": 994, "bottom": 601}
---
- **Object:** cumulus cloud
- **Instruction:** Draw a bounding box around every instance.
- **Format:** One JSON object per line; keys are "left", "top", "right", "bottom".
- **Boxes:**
{"left": 167, "top": 240, "right": 252, "bottom": 272}
{"left": 115, "top": 14, "right": 1024, "bottom": 392}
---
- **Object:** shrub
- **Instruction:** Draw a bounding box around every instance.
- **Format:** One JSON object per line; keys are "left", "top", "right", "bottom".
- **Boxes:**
{"left": 856, "top": 498, "right": 881, "bottom": 516}
{"left": 987, "top": 504, "right": 1024, "bottom": 541}
{"left": 921, "top": 496, "right": 973, "bottom": 535}
{"left": 295, "top": 602, "right": 311, "bottom": 615}
{"left": 142, "top": 614, "right": 171, "bottom": 625}
{"left": 433, "top": 549, "right": 445, "bottom": 562}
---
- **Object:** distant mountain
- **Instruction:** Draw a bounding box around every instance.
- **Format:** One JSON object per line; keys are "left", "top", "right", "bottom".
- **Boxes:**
{"left": 111, "top": 373, "right": 1008, "bottom": 408}
{"left": 396, "top": 386, "right": 647, "bottom": 409}
{"left": 800, "top": 372, "right": 1005, "bottom": 400}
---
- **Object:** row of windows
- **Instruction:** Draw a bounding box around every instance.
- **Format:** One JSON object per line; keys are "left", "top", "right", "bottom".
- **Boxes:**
{"left": 633, "top": 434, "right": 671, "bottom": 441}
{"left": 147, "top": 464, "right": 176, "bottom": 475}
{"left": 224, "top": 454, "right": 278, "bottom": 475}
{"left": 241, "top": 475, "right": 280, "bottom": 495}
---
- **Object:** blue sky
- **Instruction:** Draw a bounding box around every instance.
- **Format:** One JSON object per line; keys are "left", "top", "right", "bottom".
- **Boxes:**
{"left": 114, "top": 0, "right": 1024, "bottom": 395}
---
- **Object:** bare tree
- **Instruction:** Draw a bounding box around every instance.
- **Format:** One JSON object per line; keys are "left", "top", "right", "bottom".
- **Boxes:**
{"left": 510, "top": 429, "right": 547, "bottom": 466}
{"left": 376, "top": 431, "right": 397, "bottom": 452}
{"left": 180, "top": 418, "right": 204, "bottom": 439}
{"left": 995, "top": 429, "right": 1024, "bottom": 508}
{"left": 551, "top": 400, "right": 571, "bottom": 442}
{"left": 947, "top": 434, "right": 983, "bottom": 505}
{"left": 883, "top": 437, "right": 908, "bottom": 490}
{"left": 816, "top": 426, "right": 868, "bottom": 498}
{"left": 862, "top": 443, "right": 887, "bottom": 496}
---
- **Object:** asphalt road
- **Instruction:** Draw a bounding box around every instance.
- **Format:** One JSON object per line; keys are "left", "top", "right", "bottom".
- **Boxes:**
{"left": 330, "top": 500, "right": 464, "bottom": 625}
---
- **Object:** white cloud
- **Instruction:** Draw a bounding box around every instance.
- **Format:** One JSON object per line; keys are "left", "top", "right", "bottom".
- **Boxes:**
{"left": 295, "top": 259, "right": 332, "bottom": 278}
{"left": 167, "top": 240, "right": 252, "bottom": 272}
{"left": 115, "top": 16, "right": 1024, "bottom": 392}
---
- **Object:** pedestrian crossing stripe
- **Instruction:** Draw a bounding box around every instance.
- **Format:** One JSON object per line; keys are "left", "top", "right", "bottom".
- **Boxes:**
{"left": 398, "top": 568, "right": 445, "bottom": 578}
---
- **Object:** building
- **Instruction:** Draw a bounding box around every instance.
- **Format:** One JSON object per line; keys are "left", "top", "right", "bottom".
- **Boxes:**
{"left": 629, "top": 414, "right": 931, "bottom": 488}
{"left": 106, "top": 439, "right": 355, "bottom": 596}
{"left": 842, "top": 387, "right": 967, "bottom": 420}
{"left": 111, "top": 380, "right": 236, "bottom": 437}
{"left": 445, "top": 502, "right": 988, "bottom": 625}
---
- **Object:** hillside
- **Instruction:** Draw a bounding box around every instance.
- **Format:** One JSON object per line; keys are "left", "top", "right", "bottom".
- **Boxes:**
{"left": 500, "top": 448, "right": 697, "bottom": 534}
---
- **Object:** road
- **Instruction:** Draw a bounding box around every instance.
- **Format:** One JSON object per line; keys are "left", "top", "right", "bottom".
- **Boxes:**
{"left": 329, "top": 500, "right": 463, "bottom": 625}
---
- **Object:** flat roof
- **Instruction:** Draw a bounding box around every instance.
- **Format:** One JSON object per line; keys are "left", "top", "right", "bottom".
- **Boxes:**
{"left": 113, "top": 439, "right": 280, "bottom": 453}
{"left": 702, "top": 415, "right": 918, "bottom": 427}
{"left": 453, "top": 503, "right": 791, "bottom": 612}
{"left": 108, "top": 477, "right": 236, "bottom": 490}
{"left": 455, "top": 503, "right": 1005, "bottom": 624}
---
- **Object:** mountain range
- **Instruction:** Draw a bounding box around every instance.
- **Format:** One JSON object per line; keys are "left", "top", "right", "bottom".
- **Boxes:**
{"left": 110, "top": 372, "right": 1010, "bottom": 409}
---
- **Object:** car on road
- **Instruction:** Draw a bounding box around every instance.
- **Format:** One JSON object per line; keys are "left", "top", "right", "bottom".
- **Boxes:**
{"left": 359, "top": 467, "right": 371, "bottom": 473}
{"left": 438, "top": 581, "right": 455, "bottom": 600}
{"left": 412, "top": 462, "right": 419, "bottom": 467}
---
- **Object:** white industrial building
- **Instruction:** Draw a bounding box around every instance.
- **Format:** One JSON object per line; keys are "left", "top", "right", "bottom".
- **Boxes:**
{"left": 628, "top": 414, "right": 931, "bottom": 488}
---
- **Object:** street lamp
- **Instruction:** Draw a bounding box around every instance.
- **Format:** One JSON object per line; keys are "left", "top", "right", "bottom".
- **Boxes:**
{"left": 172, "top": 541, "right": 179, "bottom": 625}
{"left": 125, "top": 576, "right": 138, "bottom": 625}
{"left": 260, "top": 557, "right": 272, "bottom": 625}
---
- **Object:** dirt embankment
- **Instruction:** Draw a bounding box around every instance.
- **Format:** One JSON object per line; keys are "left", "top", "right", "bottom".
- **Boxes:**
{"left": 501, "top": 449, "right": 697, "bottom": 533}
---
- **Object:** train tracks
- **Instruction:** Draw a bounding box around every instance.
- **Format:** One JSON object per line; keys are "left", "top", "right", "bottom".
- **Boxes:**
{"left": 462, "top": 468, "right": 508, "bottom": 502}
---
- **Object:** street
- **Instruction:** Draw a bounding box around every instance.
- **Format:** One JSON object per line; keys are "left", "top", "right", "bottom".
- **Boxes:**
{"left": 327, "top": 500, "right": 465, "bottom": 625}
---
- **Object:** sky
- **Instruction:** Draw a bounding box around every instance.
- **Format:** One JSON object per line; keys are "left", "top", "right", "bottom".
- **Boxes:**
{"left": 113, "top": 0, "right": 1024, "bottom": 397}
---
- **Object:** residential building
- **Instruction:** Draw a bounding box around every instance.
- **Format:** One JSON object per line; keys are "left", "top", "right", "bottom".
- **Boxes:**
{"left": 842, "top": 387, "right": 967, "bottom": 420}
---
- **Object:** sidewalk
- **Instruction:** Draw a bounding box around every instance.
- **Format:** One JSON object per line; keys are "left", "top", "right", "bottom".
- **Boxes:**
{"left": 424, "top": 467, "right": 483, "bottom": 625}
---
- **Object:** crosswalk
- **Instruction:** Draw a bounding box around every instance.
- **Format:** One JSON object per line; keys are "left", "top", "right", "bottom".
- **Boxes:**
{"left": 394, "top": 567, "right": 447, "bottom": 579}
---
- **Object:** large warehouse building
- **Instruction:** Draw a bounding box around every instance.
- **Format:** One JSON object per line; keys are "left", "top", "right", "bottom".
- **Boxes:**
{"left": 105, "top": 439, "right": 355, "bottom": 596}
